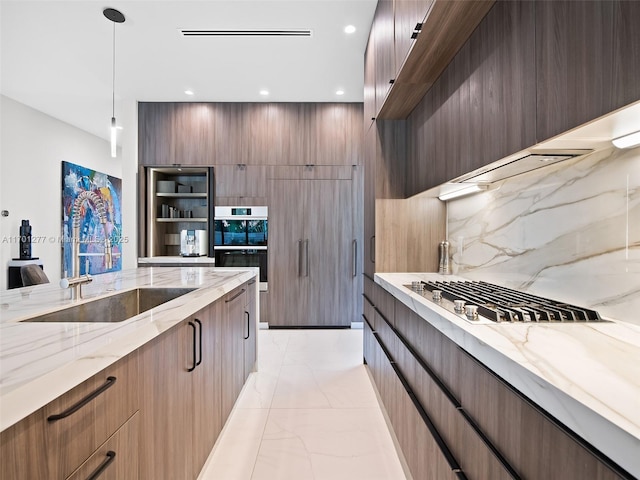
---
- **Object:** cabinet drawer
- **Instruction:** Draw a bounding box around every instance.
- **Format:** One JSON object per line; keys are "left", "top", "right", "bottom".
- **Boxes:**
{"left": 66, "top": 412, "right": 139, "bottom": 480}
{"left": 44, "top": 353, "right": 139, "bottom": 479}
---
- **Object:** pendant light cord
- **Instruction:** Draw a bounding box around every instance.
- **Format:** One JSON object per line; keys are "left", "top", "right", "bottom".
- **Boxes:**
{"left": 112, "top": 21, "right": 116, "bottom": 119}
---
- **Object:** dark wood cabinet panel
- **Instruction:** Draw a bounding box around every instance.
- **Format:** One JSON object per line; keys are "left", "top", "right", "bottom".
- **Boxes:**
{"left": 267, "top": 171, "right": 355, "bottom": 327}
{"left": 406, "top": 0, "right": 536, "bottom": 195}
{"left": 221, "top": 286, "right": 247, "bottom": 422}
{"left": 139, "top": 102, "right": 363, "bottom": 167}
{"left": 394, "top": 0, "right": 433, "bottom": 73}
{"left": 536, "top": 1, "right": 640, "bottom": 142}
{"left": 363, "top": 129, "right": 376, "bottom": 277}
{"left": 374, "top": 0, "right": 396, "bottom": 114}
{"left": 387, "top": 290, "right": 630, "bottom": 480}
{"left": 364, "top": 32, "right": 376, "bottom": 128}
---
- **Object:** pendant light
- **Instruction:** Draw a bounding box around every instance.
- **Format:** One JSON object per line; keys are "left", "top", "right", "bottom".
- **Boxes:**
{"left": 103, "top": 8, "right": 125, "bottom": 158}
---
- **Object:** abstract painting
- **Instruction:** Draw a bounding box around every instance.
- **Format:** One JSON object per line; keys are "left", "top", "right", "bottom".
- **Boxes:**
{"left": 61, "top": 161, "right": 123, "bottom": 276}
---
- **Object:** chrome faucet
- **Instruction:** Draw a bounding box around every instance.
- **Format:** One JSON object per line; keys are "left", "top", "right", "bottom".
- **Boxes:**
{"left": 60, "top": 191, "right": 113, "bottom": 300}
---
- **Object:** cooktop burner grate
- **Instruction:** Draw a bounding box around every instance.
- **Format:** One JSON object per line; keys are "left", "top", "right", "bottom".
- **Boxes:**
{"left": 407, "top": 280, "right": 604, "bottom": 323}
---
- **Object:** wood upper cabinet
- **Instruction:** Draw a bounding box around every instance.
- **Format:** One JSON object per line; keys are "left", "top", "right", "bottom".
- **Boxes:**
{"left": 364, "top": 31, "right": 376, "bottom": 128}
{"left": 535, "top": 0, "right": 640, "bottom": 142}
{"left": 394, "top": 0, "right": 433, "bottom": 71}
{"left": 374, "top": 0, "right": 397, "bottom": 114}
{"left": 139, "top": 102, "right": 363, "bottom": 167}
{"left": 405, "top": 0, "right": 536, "bottom": 195}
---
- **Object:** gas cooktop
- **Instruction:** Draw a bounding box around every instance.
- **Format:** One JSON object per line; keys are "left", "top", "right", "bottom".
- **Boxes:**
{"left": 405, "top": 280, "right": 606, "bottom": 324}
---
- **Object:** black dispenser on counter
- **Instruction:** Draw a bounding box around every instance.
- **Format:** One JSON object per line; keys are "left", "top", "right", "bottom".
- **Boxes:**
{"left": 19, "top": 219, "right": 33, "bottom": 260}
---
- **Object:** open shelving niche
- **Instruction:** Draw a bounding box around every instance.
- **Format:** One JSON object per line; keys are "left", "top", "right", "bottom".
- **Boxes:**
{"left": 144, "top": 166, "right": 214, "bottom": 257}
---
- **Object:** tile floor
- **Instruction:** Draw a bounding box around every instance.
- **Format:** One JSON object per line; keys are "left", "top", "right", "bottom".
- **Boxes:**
{"left": 197, "top": 329, "right": 408, "bottom": 480}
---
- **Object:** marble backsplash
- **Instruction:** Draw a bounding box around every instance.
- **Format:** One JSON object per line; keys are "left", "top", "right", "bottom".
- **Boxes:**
{"left": 447, "top": 146, "right": 640, "bottom": 325}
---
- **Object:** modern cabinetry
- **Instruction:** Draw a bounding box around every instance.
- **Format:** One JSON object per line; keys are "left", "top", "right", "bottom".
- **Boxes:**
{"left": 373, "top": 0, "right": 396, "bottom": 114}
{"left": 66, "top": 413, "right": 139, "bottom": 480}
{"left": 363, "top": 29, "right": 376, "bottom": 129}
{"left": 244, "top": 279, "right": 258, "bottom": 380}
{"left": 0, "top": 353, "right": 139, "bottom": 479}
{"left": 405, "top": 0, "right": 537, "bottom": 196}
{"left": 535, "top": 0, "right": 640, "bottom": 142}
{"left": 267, "top": 167, "right": 355, "bottom": 327}
{"left": 221, "top": 285, "right": 247, "bottom": 421}
{"left": 364, "top": 284, "right": 631, "bottom": 479}
{"left": 139, "top": 166, "right": 215, "bottom": 258}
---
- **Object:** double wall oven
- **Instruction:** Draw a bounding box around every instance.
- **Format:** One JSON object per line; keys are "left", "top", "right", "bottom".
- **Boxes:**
{"left": 214, "top": 206, "right": 268, "bottom": 291}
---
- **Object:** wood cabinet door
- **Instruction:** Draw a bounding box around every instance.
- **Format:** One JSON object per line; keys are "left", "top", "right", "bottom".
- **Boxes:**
{"left": 244, "top": 279, "right": 258, "bottom": 380}
{"left": 191, "top": 303, "right": 223, "bottom": 475}
{"left": 536, "top": 0, "right": 640, "bottom": 143}
{"left": 267, "top": 178, "right": 309, "bottom": 326}
{"left": 306, "top": 179, "right": 354, "bottom": 326}
{"left": 139, "top": 322, "right": 194, "bottom": 480}
{"left": 65, "top": 413, "right": 139, "bottom": 480}
{"left": 374, "top": 0, "right": 397, "bottom": 114}
{"left": 364, "top": 32, "right": 377, "bottom": 128}
{"left": 394, "top": 0, "right": 433, "bottom": 71}
{"left": 363, "top": 128, "right": 376, "bottom": 277}
{"left": 221, "top": 286, "right": 247, "bottom": 422}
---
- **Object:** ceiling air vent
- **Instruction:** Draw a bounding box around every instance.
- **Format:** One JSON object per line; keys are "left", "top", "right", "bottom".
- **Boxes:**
{"left": 180, "top": 28, "right": 313, "bottom": 37}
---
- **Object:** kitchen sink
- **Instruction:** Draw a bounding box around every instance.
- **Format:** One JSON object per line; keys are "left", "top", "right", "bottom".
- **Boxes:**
{"left": 21, "top": 287, "right": 197, "bottom": 323}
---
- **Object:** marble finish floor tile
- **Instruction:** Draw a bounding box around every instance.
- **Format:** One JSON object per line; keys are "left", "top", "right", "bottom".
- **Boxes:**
{"left": 198, "top": 329, "right": 407, "bottom": 480}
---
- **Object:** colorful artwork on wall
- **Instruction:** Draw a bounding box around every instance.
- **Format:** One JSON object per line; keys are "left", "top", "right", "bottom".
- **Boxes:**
{"left": 61, "top": 161, "right": 123, "bottom": 276}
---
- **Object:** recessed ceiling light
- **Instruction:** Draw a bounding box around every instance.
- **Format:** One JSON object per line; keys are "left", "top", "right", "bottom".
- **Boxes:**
{"left": 259, "top": 89, "right": 269, "bottom": 96}
{"left": 344, "top": 25, "right": 356, "bottom": 34}
{"left": 184, "top": 90, "right": 194, "bottom": 96}
{"left": 336, "top": 89, "right": 345, "bottom": 96}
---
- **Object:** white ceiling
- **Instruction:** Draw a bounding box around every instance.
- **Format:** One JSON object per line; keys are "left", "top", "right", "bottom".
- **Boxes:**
{"left": 1, "top": 0, "right": 377, "bottom": 142}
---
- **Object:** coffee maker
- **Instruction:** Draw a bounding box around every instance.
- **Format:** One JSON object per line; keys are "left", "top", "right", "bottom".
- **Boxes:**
{"left": 180, "top": 229, "right": 207, "bottom": 256}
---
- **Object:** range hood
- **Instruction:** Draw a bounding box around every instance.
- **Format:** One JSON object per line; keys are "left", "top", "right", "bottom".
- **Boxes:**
{"left": 429, "top": 100, "right": 640, "bottom": 201}
{"left": 452, "top": 149, "right": 592, "bottom": 184}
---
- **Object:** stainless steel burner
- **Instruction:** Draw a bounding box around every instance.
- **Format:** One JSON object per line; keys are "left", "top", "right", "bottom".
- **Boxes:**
{"left": 406, "top": 280, "right": 604, "bottom": 323}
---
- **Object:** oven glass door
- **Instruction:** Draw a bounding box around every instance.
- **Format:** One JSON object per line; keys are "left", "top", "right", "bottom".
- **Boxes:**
{"left": 247, "top": 220, "right": 267, "bottom": 246}
{"left": 214, "top": 219, "right": 247, "bottom": 246}
{"left": 214, "top": 249, "right": 267, "bottom": 288}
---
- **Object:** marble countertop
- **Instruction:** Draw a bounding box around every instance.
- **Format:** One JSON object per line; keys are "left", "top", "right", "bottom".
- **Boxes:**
{"left": 0, "top": 266, "right": 257, "bottom": 432}
{"left": 138, "top": 256, "right": 215, "bottom": 264}
{"left": 375, "top": 273, "right": 640, "bottom": 477}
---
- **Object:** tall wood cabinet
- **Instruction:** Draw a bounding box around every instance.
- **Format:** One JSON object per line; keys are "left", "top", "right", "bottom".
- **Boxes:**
{"left": 267, "top": 167, "right": 356, "bottom": 327}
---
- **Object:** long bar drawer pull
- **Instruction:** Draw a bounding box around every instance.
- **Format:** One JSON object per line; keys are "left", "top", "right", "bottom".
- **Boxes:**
{"left": 47, "top": 377, "right": 117, "bottom": 422}
{"left": 86, "top": 451, "right": 116, "bottom": 480}
{"left": 225, "top": 288, "right": 246, "bottom": 303}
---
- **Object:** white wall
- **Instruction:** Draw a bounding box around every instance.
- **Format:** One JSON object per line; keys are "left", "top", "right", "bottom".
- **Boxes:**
{"left": 0, "top": 95, "right": 137, "bottom": 290}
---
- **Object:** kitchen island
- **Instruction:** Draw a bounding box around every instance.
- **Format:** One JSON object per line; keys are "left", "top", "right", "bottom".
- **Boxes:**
{"left": 372, "top": 272, "right": 640, "bottom": 479}
{"left": 0, "top": 266, "right": 259, "bottom": 479}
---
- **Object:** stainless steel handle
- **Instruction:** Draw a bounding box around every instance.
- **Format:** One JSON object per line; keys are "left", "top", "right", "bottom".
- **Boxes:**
{"left": 305, "top": 239, "right": 310, "bottom": 277}
{"left": 352, "top": 239, "right": 358, "bottom": 277}
{"left": 298, "top": 240, "right": 304, "bottom": 277}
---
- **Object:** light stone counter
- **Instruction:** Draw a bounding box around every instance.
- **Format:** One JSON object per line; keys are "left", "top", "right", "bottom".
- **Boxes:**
{"left": 376, "top": 272, "right": 640, "bottom": 478}
{"left": 0, "top": 266, "right": 257, "bottom": 432}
